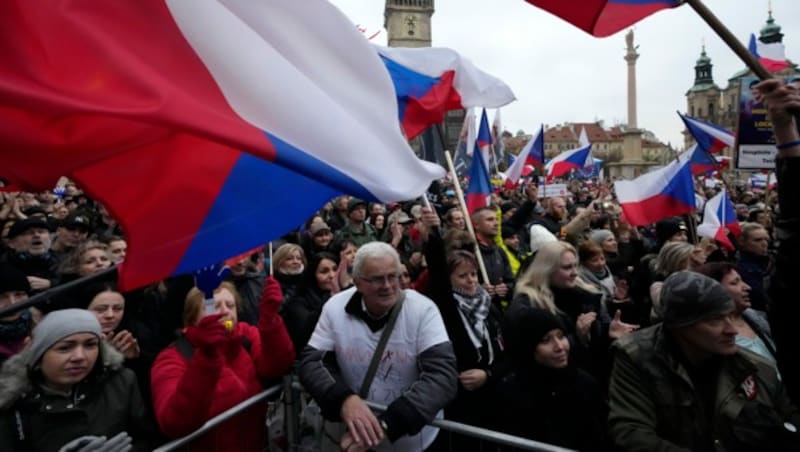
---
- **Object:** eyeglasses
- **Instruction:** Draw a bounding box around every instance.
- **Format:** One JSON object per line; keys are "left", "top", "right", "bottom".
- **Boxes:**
{"left": 358, "top": 273, "right": 400, "bottom": 286}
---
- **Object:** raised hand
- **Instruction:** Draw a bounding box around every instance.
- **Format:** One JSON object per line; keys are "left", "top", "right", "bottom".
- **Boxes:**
{"left": 184, "top": 313, "right": 228, "bottom": 355}
{"left": 193, "top": 264, "right": 231, "bottom": 299}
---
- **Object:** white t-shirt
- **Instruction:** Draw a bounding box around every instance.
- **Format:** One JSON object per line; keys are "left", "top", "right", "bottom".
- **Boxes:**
{"left": 308, "top": 287, "right": 450, "bottom": 451}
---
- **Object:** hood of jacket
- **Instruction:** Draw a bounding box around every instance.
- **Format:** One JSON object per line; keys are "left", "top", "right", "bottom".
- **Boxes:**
{"left": 0, "top": 340, "right": 124, "bottom": 410}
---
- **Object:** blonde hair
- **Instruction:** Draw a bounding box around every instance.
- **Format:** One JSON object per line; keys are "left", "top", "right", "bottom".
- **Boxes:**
{"left": 272, "top": 243, "right": 306, "bottom": 274}
{"left": 654, "top": 242, "right": 694, "bottom": 276}
{"left": 738, "top": 222, "right": 766, "bottom": 242}
{"left": 183, "top": 281, "right": 241, "bottom": 327}
{"left": 58, "top": 240, "right": 110, "bottom": 275}
{"left": 514, "top": 241, "right": 598, "bottom": 314}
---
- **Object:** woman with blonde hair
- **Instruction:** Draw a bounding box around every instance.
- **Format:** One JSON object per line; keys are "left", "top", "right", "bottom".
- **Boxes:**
{"left": 510, "top": 241, "right": 637, "bottom": 380}
{"left": 649, "top": 241, "right": 704, "bottom": 322}
{"left": 271, "top": 243, "right": 306, "bottom": 301}
{"left": 58, "top": 240, "right": 112, "bottom": 278}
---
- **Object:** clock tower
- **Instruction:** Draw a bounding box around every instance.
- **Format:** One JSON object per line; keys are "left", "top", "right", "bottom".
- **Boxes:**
{"left": 384, "top": 0, "right": 434, "bottom": 48}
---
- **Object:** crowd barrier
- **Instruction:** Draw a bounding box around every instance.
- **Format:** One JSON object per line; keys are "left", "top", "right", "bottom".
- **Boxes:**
{"left": 154, "top": 376, "right": 573, "bottom": 452}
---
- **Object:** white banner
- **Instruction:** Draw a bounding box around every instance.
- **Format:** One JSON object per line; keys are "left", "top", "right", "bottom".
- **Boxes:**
{"left": 538, "top": 184, "right": 569, "bottom": 198}
{"left": 737, "top": 144, "right": 777, "bottom": 170}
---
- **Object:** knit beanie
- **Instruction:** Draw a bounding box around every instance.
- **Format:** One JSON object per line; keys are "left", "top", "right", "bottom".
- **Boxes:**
{"left": 26, "top": 309, "right": 102, "bottom": 367}
{"left": 660, "top": 271, "right": 734, "bottom": 328}
{"left": 503, "top": 304, "right": 565, "bottom": 367}
{"left": 529, "top": 224, "right": 557, "bottom": 253}
{"left": 589, "top": 229, "right": 614, "bottom": 245}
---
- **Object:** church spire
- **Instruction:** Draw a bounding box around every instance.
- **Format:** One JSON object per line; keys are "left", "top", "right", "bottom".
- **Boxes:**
{"left": 759, "top": 3, "right": 783, "bottom": 44}
{"left": 693, "top": 44, "right": 714, "bottom": 87}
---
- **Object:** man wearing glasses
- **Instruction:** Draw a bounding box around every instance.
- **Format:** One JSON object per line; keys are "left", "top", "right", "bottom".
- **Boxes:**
{"left": 299, "top": 242, "right": 457, "bottom": 452}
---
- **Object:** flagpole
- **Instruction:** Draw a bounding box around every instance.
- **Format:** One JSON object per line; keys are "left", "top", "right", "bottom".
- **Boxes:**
{"left": 684, "top": 0, "right": 771, "bottom": 80}
{"left": 444, "top": 150, "right": 491, "bottom": 284}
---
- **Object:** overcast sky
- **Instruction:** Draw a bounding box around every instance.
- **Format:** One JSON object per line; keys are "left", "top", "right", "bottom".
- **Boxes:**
{"left": 330, "top": 0, "right": 800, "bottom": 149}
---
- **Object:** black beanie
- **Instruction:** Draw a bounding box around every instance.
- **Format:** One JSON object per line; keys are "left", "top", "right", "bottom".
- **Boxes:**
{"left": 503, "top": 304, "right": 565, "bottom": 368}
{"left": 0, "top": 263, "right": 31, "bottom": 294}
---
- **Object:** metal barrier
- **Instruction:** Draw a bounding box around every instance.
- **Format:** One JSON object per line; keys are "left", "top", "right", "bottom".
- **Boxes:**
{"left": 152, "top": 377, "right": 572, "bottom": 452}
{"left": 153, "top": 384, "right": 283, "bottom": 452}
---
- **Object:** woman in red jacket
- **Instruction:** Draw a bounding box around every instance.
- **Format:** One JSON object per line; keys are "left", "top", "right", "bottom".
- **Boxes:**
{"left": 151, "top": 276, "right": 294, "bottom": 451}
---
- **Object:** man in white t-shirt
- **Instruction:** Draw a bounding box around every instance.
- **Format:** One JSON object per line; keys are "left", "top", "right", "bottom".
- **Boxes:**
{"left": 299, "top": 242, "right": 457, "bottom": 452}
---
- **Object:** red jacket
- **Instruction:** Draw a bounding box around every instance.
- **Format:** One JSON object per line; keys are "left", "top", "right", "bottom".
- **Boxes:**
{"left": 151, "top": 281, "right": 294, "bottom": 451}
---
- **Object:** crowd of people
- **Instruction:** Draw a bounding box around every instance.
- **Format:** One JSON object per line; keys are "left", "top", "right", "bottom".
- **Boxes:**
{"left": 0, "top": 80, "right": 799, "bottom": 451}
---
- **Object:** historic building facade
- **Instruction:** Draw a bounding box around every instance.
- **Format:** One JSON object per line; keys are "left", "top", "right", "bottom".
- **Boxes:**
{"left": 684, "top": 11, "right": 798, "bottom": 154}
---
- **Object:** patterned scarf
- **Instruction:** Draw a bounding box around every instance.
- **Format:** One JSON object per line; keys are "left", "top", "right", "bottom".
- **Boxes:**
{"left": 452, "top": 286, "right": 492, "bottom": 356}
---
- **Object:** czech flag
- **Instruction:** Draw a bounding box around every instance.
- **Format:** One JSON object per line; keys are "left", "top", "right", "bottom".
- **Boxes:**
{"left": 697, "top": 189, "right": 740, "bottom": 250}
{"left": 614, "top": 157, "right": 695, "bottom": 226}
{"left": 476, "top": 109, "right": 494, "bottom": 170}
{"left": 748, "top": 33, "right": 790, "bottom": 73}
{"left": 378, "top": 46, "right": 516, "bottom": 140}
{"left": 523, "top": 0, "right": 681, "bottom": 37}
{"left": 545, "top": 144, "right": 593, "bottom": 180}
{"left": 465, "top": 136, "right": 493, "bottom": 214}
{"left": 679, "top": 113, "right": 735, "bottom": 154}
{"left": 680, "top": 145, "right": 722, "bottom": 176}
{"left": 0, "top": 0, "right": 444, "bottom": 290}
{"left": 504, "top": 126, "right": 544, "bottom": 189}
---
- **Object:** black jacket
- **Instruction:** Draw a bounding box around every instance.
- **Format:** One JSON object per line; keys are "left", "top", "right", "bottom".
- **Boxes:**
{"left": 769, "top": 156, "right": 800, "bottom": 405}
{"left": 424, "top": 230, "right": 506, "bottom": 427}
{"left": 494, "top": 365, "right": 607, "bottom": 451}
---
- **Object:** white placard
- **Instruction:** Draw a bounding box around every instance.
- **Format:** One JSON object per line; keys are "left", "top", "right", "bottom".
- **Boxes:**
{"left": 737, "top": 144, "right": 777, "bottom": 170}
{"left": 538, "top": 184, "right": 569, "bottom": 198}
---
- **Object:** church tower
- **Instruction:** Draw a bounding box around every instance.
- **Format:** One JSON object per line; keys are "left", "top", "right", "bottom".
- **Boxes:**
{"left": 684, "top": 45, "right": 721, "bottom": 148}
{"left": 384, "top": 0, "right": 434, "bottom": 48}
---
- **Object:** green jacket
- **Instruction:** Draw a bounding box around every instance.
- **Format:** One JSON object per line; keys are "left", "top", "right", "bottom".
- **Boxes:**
{"left": 335, "top": 221, "right": 377, "bottom": 248}
{"left": 608, "top": 324, "right": 800, "bottom": 452}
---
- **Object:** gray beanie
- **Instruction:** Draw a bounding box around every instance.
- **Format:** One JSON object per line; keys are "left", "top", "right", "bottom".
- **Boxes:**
{"left": 589, "top": 229, "right": 614, "bottom": 245}
{"left": 660, "top": 271, "right": 734, "bottom": 328}
{"left": 27, "top": 309, "right": 102, "bottom": 367}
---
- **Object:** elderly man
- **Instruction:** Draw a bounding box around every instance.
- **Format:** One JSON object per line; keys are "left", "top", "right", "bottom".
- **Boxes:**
{"left": 299, "top": 242, "right": 457, "bottom": 452}
{"left": 609, "top": 271, "right": 800, "bottom": 451}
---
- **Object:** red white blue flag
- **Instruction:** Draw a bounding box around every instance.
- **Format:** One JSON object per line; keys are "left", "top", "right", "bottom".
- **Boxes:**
{"left": 0, "top": 0, "right": 445, "bottom": 289}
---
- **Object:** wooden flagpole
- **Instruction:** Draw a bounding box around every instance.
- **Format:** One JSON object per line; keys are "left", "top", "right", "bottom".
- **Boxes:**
{"left": 444, "top": 150, "right": 491, "bottom": 284}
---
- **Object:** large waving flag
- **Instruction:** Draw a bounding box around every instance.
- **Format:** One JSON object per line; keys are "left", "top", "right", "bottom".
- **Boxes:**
{"left": 504, "top": 126, "right": 544, "bottom": 189}
{"left": 0, "top": 0, "right": 444, "bottom": 290}
{"left": 748, "top": 33, "right": 789, "bottom": 73}
{"left": 680, "top": 113, "right": 735, "bottom": 154}
{"left": 697, "top": 189, "right": 740, "bottom": 250}
{"left": 465, "top": 138, "right": 493, "bottom": 214}
{"left": 545, "top": 144, "right": 593, "bottom": 180}
{"left": 614, "top": 158, "right": 695, "bottom": 226}
{"left": 523, "top": 0, "right": 681, "bottom": 37}
{"left": 378, "top": 46, "right": 516, "bottom": 140}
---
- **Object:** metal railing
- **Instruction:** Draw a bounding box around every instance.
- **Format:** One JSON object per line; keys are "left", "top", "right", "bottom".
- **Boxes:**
{"left": 153, "top": 384, "right": 283, "bottom": 452}
{"left": 153, "top": 377, "right": 572, "bottom": 452}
